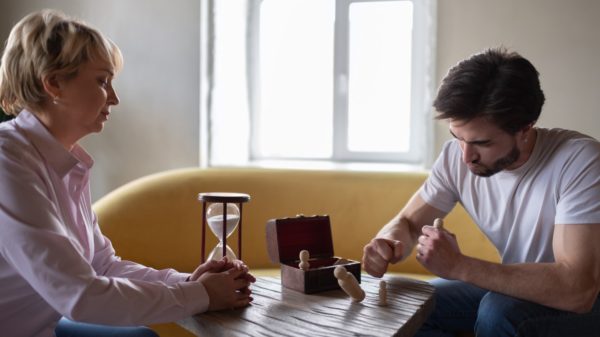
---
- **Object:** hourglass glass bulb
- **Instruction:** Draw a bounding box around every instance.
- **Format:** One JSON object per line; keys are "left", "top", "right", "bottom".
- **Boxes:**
{"left": 206, "top": 203, "right": 240, "bottom": 240}
{"left": 198, "top": 192, "right": 250, "bottom": 263}
{"left": 206, "top": 203, "right": 240, "bottom": 261}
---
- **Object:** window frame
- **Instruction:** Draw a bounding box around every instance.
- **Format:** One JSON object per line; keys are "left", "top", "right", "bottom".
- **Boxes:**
{"left": 334, "top": 0, "right": 436, "bottom": 163}
{"left": 200, "top": 0, "right": 437, "bottom": 168}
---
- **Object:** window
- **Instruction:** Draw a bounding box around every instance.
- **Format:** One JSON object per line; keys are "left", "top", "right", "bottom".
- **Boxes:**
{"left": 201, "top": 0, "right": 437, "bottom": 168}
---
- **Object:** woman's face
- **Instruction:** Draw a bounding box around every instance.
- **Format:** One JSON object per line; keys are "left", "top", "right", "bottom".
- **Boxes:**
{"left": 48, "top": 58, "right": 119, "bottom": 148}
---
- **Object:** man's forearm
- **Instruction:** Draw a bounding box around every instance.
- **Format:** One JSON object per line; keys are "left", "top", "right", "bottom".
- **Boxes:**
{"left": 457, "top": 256, "right": 598, "bottom": 313}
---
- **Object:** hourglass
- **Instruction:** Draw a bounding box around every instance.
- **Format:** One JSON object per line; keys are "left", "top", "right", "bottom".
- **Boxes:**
{"left": 198, "top": 192, "right": 250, "bottom": 262}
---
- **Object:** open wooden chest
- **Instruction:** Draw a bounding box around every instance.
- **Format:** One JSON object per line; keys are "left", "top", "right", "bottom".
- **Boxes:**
{"left": 266, "top": 215, "right": 361, "bottom": 294}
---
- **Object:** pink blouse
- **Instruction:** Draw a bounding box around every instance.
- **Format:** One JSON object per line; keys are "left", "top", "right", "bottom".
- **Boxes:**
{"left": 0, "top": 110, "right": 208, "bottom": 337}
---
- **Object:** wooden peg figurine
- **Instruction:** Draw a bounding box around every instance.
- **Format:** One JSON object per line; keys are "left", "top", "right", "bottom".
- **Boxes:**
{"left": 433, "top": 218, "right": 444, "bottom": 230}
{"left": 334, "top": 266, "right": 365, "bottom": 302}
{"left": 378, "top": 280, "right": 388, "bottom": 306}
{"left": 299, "top": 250, "right": 310, "bottom": 270}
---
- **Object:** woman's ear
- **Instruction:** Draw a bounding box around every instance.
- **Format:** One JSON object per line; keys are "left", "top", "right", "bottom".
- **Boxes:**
{"left": 41, "top": 73, "right": 62, "bottom": 102}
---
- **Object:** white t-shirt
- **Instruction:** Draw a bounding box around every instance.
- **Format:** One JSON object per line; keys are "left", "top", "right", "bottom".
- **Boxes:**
{"left": 419, "top": 128, "right": 600, "bottom": 264}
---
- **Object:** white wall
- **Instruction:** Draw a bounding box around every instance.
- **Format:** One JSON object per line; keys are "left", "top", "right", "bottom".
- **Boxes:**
{"left": 0, "top": 0, "right": 200, "bottom": 201}
{"left": 1, "top": 0, "right": 599, "bottom": 201}
{"left": 434, "top": 0, "right": 600, "bottom": 153}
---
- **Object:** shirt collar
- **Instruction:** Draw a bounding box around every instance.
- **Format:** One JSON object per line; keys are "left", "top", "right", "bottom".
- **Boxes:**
{"left": 15, "top": 110, "right": 94, "bottom": 177}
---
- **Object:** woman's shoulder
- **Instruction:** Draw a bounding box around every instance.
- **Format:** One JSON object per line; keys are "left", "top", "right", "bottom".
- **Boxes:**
{"left": 1, "top": 119, "right": 28, "bottom": 145}
{"left": 0, "top": 119, "right": 40, "bottom": 166}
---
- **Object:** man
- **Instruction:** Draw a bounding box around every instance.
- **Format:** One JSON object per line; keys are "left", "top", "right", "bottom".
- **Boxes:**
{"left": 362, "top": 48, "right": 600, "bottom": 337}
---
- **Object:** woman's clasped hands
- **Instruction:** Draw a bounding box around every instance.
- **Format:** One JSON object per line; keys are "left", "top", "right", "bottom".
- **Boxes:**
{"left": 188, "top": 257, "right": 256, "bottom": 311}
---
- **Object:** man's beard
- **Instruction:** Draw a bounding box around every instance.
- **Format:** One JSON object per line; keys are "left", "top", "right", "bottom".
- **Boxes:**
{"left": 469, "top": 145, "right": 520, "bottom": 177}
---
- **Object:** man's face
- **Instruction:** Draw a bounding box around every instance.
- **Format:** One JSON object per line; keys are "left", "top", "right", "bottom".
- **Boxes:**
{"left": 449, "top": 117, "right": 524, "bottom": 177}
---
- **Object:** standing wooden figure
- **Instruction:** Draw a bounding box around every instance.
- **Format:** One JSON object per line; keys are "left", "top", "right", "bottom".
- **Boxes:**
{"left": 299, "top": 250, "right": 310, "bottom": 270}
{"left": 378, "top": 280, "right": 388, "bottom": 306}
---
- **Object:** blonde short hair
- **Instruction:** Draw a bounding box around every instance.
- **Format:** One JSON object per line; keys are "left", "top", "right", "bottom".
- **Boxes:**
{"left": 0, "top": 9, "right": 123, "bottom": 116}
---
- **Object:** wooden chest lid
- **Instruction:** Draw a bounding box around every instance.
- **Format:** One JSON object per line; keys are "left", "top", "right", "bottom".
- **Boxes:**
{"left": 266, "top": 215, "right": 334, "bottom": 264}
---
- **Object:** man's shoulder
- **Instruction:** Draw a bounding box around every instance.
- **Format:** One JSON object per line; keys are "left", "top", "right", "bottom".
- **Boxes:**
{"left": 539, "top": 128, "right": 599, "bottom": 146}
{"left": 533, "top": 128, "right": 600, "bottom": 187}
{"left": 439, "top": 138, "right": 462, "bottom": 160}
{"left": 538, "top": 128, "right": 600, "bottom": 159}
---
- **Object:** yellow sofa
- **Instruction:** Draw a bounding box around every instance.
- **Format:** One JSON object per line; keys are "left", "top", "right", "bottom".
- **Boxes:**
{"left": 92, "top": 167, "right": 499, "bottom": 336}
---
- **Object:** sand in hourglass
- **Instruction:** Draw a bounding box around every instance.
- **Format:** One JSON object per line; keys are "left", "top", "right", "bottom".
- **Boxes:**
{"left": 207, "top": 214, "right": 240, "bottom": 260}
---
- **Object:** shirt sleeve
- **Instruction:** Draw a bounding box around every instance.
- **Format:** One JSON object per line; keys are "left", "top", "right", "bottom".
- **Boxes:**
{"left": 555, "top": 139, "right": 600, "bottom": 225}
{"left": 0, "top": 146, "right": 209, "bottom": 326}
{"left": 419, "top": 140, "right": 460, "bottom": 213}
{"left": 90, "top": 213, "right": 190, "bottom": 285}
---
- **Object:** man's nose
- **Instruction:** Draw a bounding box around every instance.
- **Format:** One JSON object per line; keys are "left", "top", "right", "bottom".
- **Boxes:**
{"left": 462, "top": 143, "right": 478, "bottom": 163}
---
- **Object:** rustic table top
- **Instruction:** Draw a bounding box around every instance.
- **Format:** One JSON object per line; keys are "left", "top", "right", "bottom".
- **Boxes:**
{"left": 178, "top": 274, "right": 435, "bottom": 337}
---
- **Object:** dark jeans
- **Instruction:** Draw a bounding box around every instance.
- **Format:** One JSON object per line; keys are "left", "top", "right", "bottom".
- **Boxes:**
{"left": 415, "top": 278, "right": 600, "bottom": 337}
{"left": 55, "top": 317, "right": 159, "bottom": 337}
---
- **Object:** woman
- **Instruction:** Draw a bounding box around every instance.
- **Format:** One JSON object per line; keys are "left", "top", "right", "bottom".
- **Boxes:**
{"left": 0, "top": 9, "right": 254, "bottom": 337}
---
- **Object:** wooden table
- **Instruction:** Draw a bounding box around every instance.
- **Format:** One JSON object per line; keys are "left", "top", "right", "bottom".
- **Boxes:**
{"left": 178, "top": 275, "right": 435, "bottom": 337}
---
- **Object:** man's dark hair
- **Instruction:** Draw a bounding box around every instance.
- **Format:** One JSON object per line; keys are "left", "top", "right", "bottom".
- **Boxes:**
{"left": 433, "top": 48, "right": 545, "bottom": 134}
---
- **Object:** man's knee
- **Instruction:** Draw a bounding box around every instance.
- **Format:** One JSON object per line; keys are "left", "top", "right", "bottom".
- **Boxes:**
{"left": 475, "top": 292, "right": 520, "bottom": 337}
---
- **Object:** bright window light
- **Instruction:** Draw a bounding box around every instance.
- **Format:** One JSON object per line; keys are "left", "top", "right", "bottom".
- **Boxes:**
{"left": 257, "top": 0, "right": 334, "bottom": 159}
{"left": 203, "top": 0, "right": 436, "bottom": 167}
{"left": 347, "top": 2, "right": 413, "bottom": 153}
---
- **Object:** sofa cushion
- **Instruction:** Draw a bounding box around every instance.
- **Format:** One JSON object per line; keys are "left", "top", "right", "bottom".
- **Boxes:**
{"left": 93, "top": 168, "right": 499, "bottom": 275}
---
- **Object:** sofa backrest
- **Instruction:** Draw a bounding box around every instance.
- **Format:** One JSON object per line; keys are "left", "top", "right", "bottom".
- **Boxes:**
{"left": 93, "top": 168, "right": 499, "bottom": 275}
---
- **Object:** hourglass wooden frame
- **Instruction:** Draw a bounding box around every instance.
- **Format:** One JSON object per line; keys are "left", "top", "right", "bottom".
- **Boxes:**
{"left": 198, "top": 192, "right": 250, "bottom": 263}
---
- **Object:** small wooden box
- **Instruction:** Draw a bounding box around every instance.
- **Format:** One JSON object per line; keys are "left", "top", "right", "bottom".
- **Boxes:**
{"left": 266, "top": 215, "right": 361, "bottom": 294}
